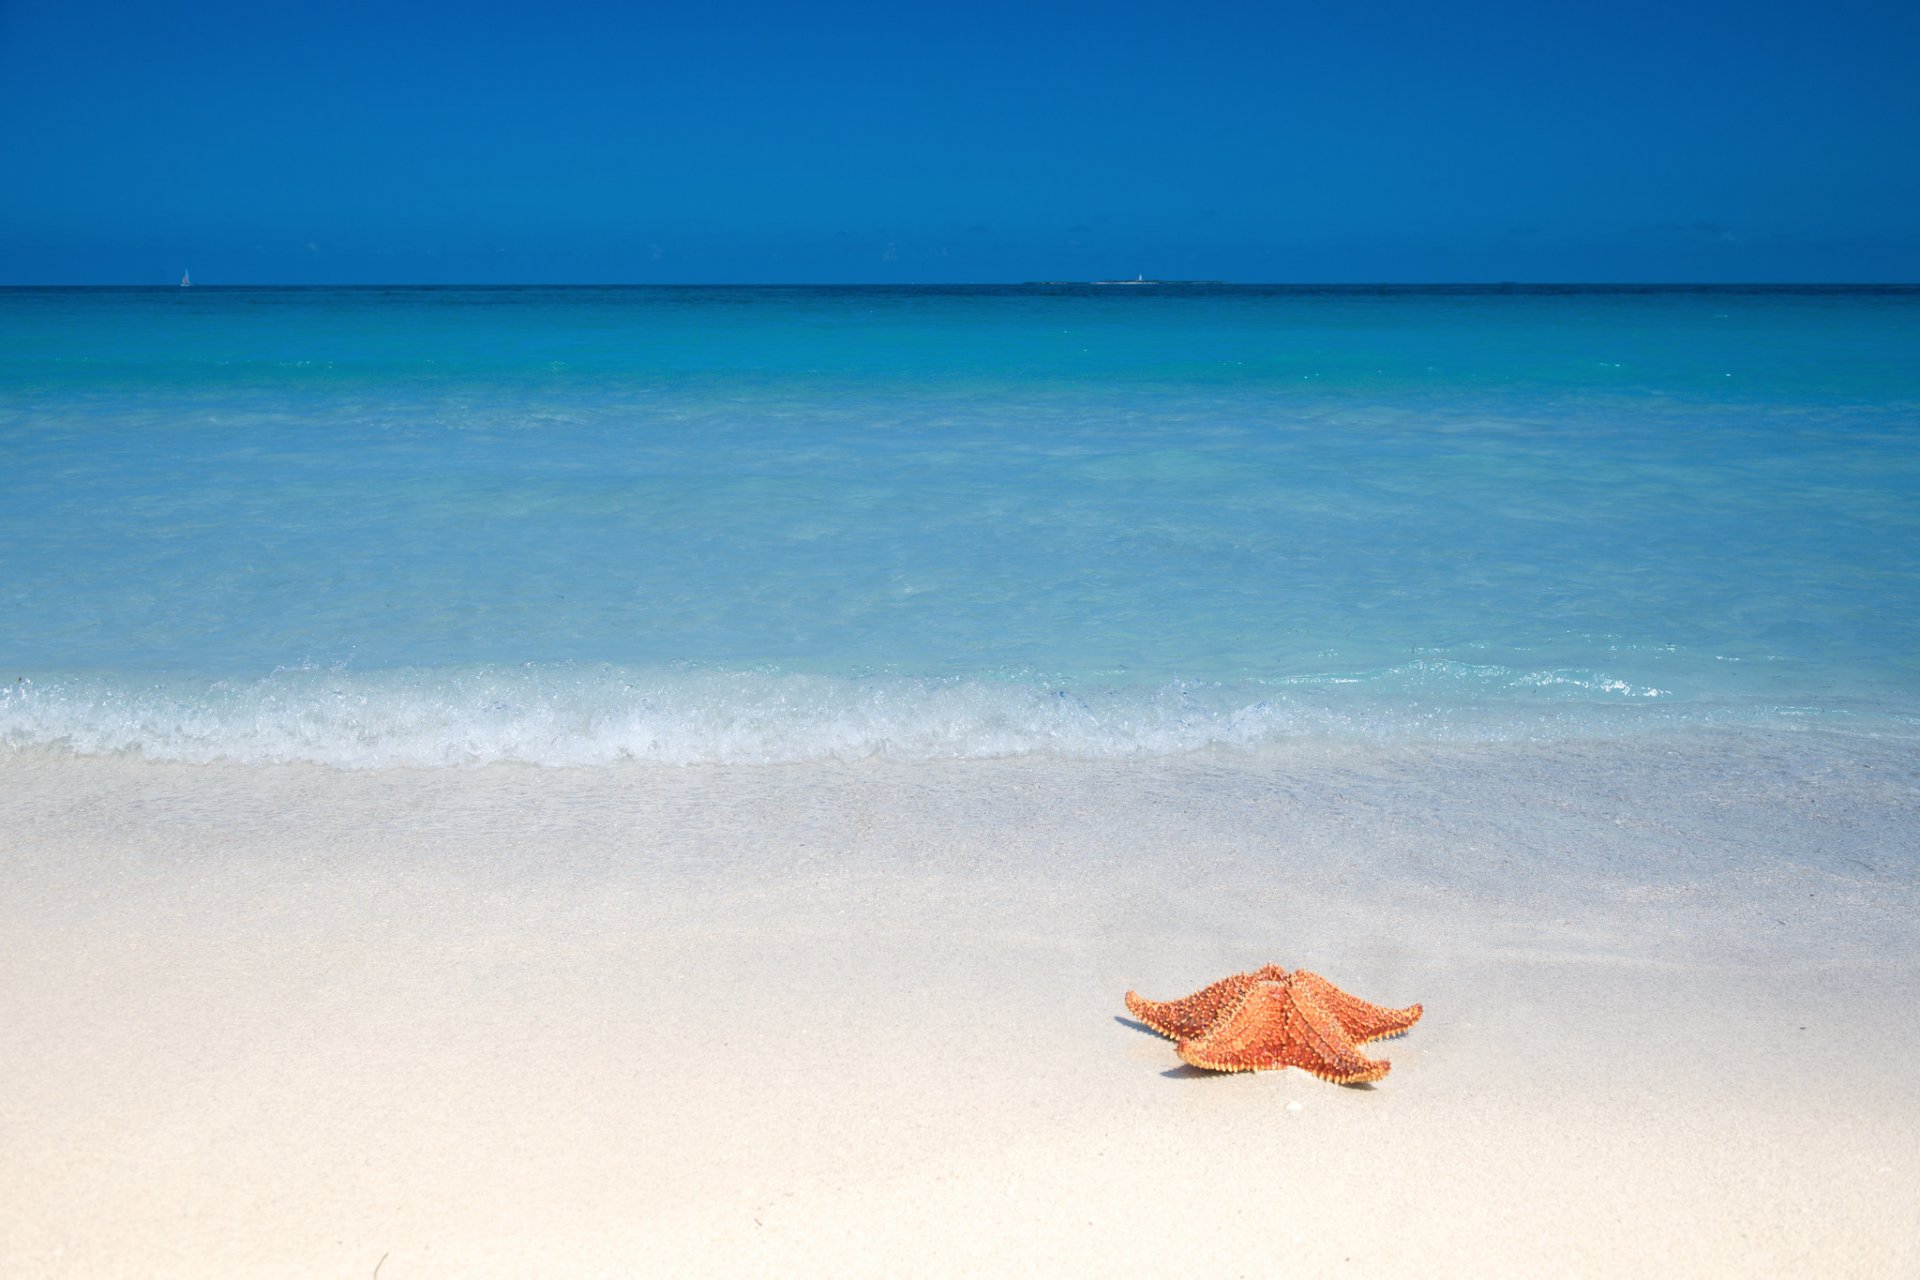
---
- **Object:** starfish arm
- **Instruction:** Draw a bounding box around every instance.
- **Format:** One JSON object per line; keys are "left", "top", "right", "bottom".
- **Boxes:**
{"left": 1291, "top": 970, "right": 1424, "bottom": 1045}
{"left": 1176, "top": 979, "right": 1390, "bottom": 1083}
{"left": 1125, "top": 964, "right": 1290, "bottom": 1041}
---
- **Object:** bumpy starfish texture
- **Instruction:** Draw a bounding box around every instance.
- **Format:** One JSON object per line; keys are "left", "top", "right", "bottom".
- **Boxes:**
{"left": 1176, "top": 977, "right": 1389, "bottom": 1082}
{"left": 1126, "top": 966, "right": 1422, "bottom": 1083}
{"left": 1287, "top": 970, "right": 1424, "bottom": 1046}
{"left": 1124, "top": 964, "right": 1290, "bottom": 1041}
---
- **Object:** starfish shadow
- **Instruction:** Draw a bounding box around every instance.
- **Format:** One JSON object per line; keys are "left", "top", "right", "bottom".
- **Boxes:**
{"left": 1157, "top": 1065, "right": 1379, "bottom": 1087}
{"left": 1114, "top": 1015, "right": 1162, "bottom": 1038}
{"left": 1159, "top": 1064, "right": 1225, "bottom": 1079}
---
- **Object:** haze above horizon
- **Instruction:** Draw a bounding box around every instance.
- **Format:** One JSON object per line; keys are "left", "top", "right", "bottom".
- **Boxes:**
{"left": 3, "top": 0, "right": 1916, "bottom": 285}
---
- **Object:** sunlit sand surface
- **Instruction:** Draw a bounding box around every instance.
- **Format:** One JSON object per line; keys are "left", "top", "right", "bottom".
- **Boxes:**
{"left": 6, "top": 734, "right": 1916, "bottom": 1276}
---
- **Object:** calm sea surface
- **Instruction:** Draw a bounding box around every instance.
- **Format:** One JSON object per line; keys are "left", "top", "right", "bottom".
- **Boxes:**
{"left": 2, "top": 285, "right": 1916, "bottom": 764}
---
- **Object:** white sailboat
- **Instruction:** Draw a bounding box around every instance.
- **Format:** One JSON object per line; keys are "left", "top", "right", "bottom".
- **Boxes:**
{"left": 181, "top": 269, "right": 191, "bottom": 287}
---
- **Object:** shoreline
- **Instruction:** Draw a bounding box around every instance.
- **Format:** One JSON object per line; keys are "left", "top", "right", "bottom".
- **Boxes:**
{"left": 5, "top": 733, "right": 1917, "bottom": 1275}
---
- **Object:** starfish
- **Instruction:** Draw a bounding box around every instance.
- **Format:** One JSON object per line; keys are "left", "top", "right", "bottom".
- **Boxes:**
{"left": 1125, "top": 967, "right": 1422, "bottom": 1084}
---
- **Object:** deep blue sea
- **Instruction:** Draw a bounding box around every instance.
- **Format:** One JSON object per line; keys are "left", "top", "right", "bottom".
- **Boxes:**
{"left": 2, "top": 284, "right": 1916, "bottom": 765}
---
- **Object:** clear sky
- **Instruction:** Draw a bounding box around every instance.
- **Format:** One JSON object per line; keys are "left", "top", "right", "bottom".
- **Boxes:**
{"left": 2, "top": 0, "right": 1916, "bottom": 284}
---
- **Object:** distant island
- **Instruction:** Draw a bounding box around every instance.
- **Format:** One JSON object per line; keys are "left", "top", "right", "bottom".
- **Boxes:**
{"left": 1026, "top": 277, "right": 1227, "bottom": 286}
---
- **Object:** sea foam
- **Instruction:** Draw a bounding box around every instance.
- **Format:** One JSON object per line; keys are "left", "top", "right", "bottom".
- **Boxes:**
{"left": 1, "top": 662, "right": 1881, "bottom": 768}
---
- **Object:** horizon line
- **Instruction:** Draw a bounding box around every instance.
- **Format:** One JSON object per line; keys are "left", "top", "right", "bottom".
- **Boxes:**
{"left": 5, "top": 280, "right": 1918, "bottom": 290}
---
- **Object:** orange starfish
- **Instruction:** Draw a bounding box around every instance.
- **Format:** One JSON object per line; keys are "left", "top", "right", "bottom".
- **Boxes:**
{"left": 1125, "top": 967, "right": 1422, "bottom": 1084}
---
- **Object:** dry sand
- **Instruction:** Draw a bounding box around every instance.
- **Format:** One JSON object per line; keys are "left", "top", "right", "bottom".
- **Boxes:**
{"left": 4, "top": 733, "right": 1918, "bottom": 1276}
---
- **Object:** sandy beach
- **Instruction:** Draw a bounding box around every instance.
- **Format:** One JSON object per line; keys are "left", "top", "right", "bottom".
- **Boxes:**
{"left": 3, "top": 731, "right": 1917, "bottom": 1276}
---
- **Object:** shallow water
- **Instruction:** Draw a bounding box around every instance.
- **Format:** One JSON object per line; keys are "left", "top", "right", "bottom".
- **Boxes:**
{"left": 3, "top": 284, "right": 1917, "bottom": 764}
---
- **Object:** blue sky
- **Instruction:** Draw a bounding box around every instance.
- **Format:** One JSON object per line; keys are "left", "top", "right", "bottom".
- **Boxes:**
{"left": 2, "top": 0, "right": 1916, "bottom": 283}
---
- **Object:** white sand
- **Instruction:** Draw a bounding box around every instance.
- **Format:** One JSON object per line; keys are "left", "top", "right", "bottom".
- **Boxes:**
{"left": 4, "top": 733, "right": 1918, "bottom": 1276}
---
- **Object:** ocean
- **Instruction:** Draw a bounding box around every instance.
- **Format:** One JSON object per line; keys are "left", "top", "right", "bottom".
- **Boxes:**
{"left": 2, "top": 283, "right": 1916, "bottom": 766}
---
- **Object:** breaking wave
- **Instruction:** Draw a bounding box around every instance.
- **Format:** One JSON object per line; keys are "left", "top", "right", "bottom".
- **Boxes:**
{"left": 0, "top": 659, "right": 1882, "bottom": 768}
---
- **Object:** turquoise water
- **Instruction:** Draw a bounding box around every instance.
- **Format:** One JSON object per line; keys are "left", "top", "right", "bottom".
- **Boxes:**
{"left": 3, "top": 285, "right": 1917, "bottom": 764}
